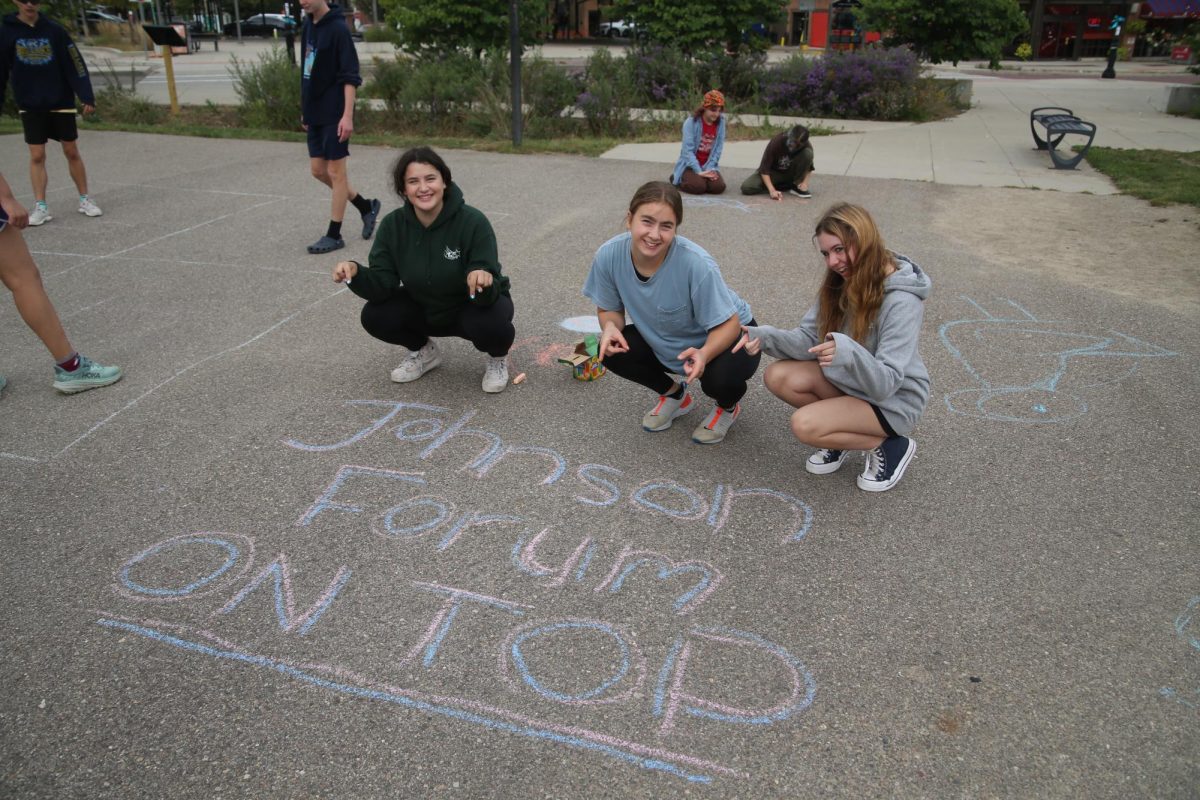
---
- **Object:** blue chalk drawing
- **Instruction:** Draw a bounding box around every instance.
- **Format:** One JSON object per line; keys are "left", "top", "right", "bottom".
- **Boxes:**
{"left": 510, "top": 620, "right": 640, "bottom": 703}
{"left": 682, "top": 196, "right": 754, "bottom": 214}
{"left": 1159, "top": 687, "right": 1200, "bottom": 711}
{"left": 1174, "top": 595, "right": 1200, "bottom": 652}
{"left": 1159, "top": 596, "right": 1200, "bottom": 713}
{"left": 96, "top": 618, "right": 724, "bottom": 783}
{"left": 119, "top": 536, "right": 240, "bottom": 598}
{"left": 940, "top": 296, "right": 1178, "bottom": 423}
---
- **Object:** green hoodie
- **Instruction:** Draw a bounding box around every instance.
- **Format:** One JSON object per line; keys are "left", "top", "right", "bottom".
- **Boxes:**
{"left": 348, "top": 183, "right": 511, "bottom": 326}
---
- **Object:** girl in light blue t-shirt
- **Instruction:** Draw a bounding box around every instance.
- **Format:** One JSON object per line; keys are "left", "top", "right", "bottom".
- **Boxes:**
{"left": 582, "top": 181, "right": 759, "bottom": 445}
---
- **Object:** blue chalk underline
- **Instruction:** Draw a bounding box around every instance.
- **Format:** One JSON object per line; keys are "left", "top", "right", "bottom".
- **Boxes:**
{"left": 95, "top": 617, "right": 725, "bottom": 784}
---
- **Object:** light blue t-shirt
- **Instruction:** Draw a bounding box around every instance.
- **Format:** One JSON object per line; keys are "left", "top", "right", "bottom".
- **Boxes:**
{"left": 583, "top": 232, "right": 752, "bottom": 374}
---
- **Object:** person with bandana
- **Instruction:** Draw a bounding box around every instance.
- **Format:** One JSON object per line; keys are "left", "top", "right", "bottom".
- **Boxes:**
{"left": 670, "top": 89, "right": 727, "bottom": 196}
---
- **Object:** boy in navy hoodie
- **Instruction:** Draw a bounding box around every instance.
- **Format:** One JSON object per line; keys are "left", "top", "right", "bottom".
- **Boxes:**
{"left": 0, "top": 0, "right": 102, "bottom": 226}
{"left": 299, "top": 0, "right": 379, "bottom": 254}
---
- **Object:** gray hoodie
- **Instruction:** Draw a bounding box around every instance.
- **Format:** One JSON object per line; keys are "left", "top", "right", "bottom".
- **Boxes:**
{"left": 745, "top": 254, "right": 931, "bottom": 435}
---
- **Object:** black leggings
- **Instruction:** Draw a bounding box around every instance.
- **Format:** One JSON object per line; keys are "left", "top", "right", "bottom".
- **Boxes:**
{"left": 361, "top": 293, "right": 515, "bottom": 357}
{"left": 603, "top": 322, "right": 760, "bottom": 409}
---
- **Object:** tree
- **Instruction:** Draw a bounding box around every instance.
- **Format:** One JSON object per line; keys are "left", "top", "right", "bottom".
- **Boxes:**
{"left": 380, "top": 0, "right": 548, "bottom": 54}
{"left": 611, "top": 0, "right": 786, "bottom": 55}
{"left": 858, "top": 0, "right": 1027, "bottom": 66}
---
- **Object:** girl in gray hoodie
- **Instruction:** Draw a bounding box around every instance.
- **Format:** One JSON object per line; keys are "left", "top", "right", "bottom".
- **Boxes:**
{"left": 735, "top": 203, "right": 931, "bottom": 492}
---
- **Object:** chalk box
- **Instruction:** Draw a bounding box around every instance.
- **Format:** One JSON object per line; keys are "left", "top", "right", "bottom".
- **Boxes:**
{"left": 558, "top": 340, "right": 606, "bottom": 382}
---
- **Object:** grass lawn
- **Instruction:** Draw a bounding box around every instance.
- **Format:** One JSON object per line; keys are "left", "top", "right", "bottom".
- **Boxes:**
{"left": 1084, "top": 147, "right": 1200, "bottom": 208}
{"left": 0, "top": 107, "right": 844, "bottom": 159}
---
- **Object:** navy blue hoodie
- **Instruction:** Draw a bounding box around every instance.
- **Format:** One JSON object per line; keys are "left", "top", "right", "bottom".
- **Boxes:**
{"left": 0, "top": 12, "right": 94, "bottom": 111}
{"left": 300, "top": 4, "right": 360, "bottom": 126}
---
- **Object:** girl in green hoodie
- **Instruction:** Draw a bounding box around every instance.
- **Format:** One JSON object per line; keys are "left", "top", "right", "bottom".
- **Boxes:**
{"left": 333, "top": 148, "right": 514, "bottom": 393}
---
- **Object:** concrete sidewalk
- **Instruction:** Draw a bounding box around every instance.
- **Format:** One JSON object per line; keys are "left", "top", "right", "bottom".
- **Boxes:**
{"left": 604, "top": 70, "right": 1200, "bottom": 194}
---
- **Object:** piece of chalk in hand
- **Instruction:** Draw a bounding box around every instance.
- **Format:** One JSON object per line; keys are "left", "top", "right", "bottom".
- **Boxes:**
{"left": 512, "top": 372, "right": 526, "bottom": 385}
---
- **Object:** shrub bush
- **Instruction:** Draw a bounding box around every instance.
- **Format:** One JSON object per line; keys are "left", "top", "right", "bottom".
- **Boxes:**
{"left": 399, "top": 52, "right": 485, "bottom": 130}
{"left": 362, "top": 24, "right": 400, "bottom": 45}
{"left": 522, "top": 54, "right": 578, "bottom": 130}
{"left": 626, "top": 43, "right": 695, "bottom": 106}
{"left": 762, "top": 47, "right": 923, "bottom": 120}
{"left": 94, "top": 85, "right": 167, "bottom": 125}
{"left": 695, "top": 49, "right": 766, "bottom": 105}
{"left": 576, "top": 48, "right": 634, "bottom": 136}
{"left": 229, "top": 47, "right": 301, "bottom": 130}
{"left": 91, "top": 61, "right": 166, "bottom": 125}
{"left": 366, "top": 55, "right": 412, "bottom": 113}
{"left": 475, "top": 50, "right": 578, "bottom": 137}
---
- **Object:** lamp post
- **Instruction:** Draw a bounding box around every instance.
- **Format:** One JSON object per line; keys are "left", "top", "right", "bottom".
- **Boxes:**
{"left": 1102, "top": 14, "right": 1125, "bottom": 78}
{"left": 509, "top": 0, "right": 522, "bottom": 146}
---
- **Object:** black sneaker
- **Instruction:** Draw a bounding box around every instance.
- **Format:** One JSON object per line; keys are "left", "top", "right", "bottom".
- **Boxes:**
{"left": 857, "top": 436, "right": 916, "bottom": 492}
{"left": 788, "top": 187, "right": 812, "bottom": 199}
{"left": 361, "top": 198, "right": 381, "bottom": 239}
{"left": 805, "top": 448, "right": 847, "bottom": 475}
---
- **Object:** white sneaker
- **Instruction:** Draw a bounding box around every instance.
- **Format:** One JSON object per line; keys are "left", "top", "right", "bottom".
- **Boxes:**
{"left": 481, "top": 356, "right": 509, "bottom": 393}
{"left": 389, "top": 341, "right": 441, "bottom": 383}
{"left": 28, "top": 204, "right": 51, "bottom": 226}
{"left": 78, "top": 197, "right": 103, "bottom": 217}
{"left": 805, "top": 448, "right": 848, "bottom": 475}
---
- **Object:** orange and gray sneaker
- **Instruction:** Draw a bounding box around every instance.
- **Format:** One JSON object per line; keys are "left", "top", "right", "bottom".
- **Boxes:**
{"left": 692, "top": 402, "right": 741, "bottom": 444}
{"left": 642, "top": 384, "right": 694, "bottom": 431}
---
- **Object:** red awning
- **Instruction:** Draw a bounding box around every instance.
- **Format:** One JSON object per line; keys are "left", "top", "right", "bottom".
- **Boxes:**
{"left": 1140, "top": 0, "right": 1200, "bottom": 18}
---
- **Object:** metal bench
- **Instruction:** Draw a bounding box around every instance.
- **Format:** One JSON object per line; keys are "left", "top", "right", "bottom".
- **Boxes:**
{"left": 1030, "top": 106, "right": 1098, "bottom": 170}
{"left": 190, "top": 31, "right": 221, "bottom": 52}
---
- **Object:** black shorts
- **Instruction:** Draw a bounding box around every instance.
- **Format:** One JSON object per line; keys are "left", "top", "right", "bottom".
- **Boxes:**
{"left": 306, "top": 122, "right": 350, "bottom": 161}
{"left": 21, "top": 110, "right": 79, "bottom": 145}
{"left": 870, "top": 404, "right": 898, "bottom": 438}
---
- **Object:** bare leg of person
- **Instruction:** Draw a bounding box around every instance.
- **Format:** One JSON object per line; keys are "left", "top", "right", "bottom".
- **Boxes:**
{"left": 326, "top": 157, "right": 352, "bottom": 224}
{"left": 0, "top": 224, "right": 73, "bottom": 361}
{"left": 61, "top": 140, "right": 89, "bottom": 196}
{"left": 29, "top": 143, "right": 49, "bottom": 203}
{"left": 764, "top": 360, "right": 885, "bottom": 450}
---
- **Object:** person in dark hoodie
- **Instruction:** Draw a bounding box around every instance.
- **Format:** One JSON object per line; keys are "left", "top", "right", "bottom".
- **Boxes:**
{"left": 331, "top": 147, "right": 515, "bottom": 394}
{"left": 0, "top": 0, "right": 103, "bottom": 226}
{"left": 735, "top": 203, "right": 931, "bottom": 492}
{"left": 740, "top": 124, "right": 814, "bottom": 200}
{"left": 298, "top": 0, "right": 379, "bottom": 255}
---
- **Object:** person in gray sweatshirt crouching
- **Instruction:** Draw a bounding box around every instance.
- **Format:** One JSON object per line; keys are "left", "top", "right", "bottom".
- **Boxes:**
{"left": 734, "top": 202, "right": 930, "bottom": 492}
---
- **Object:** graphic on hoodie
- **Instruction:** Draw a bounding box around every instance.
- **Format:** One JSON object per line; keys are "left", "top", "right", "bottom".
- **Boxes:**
{"left": 15, "top": 37, "right": 51, "bottom": 65}
{"left": 1, "top": 13, "right": 95, "bottom": 110}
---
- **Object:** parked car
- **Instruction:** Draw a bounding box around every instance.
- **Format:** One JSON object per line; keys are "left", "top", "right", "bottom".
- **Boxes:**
{"left": 597, "top": 19, "right": 637, "bottom": 38}
{"left": 85, "top": 8, "right": 125, "bottom": 28}
{"left": 222, "top": 13, "right": 297, "bottom": 38}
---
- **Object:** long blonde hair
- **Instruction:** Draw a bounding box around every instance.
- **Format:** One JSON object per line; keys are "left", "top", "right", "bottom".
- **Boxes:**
{"left": 814, "top": 203, "right": 894, "bottom": 343}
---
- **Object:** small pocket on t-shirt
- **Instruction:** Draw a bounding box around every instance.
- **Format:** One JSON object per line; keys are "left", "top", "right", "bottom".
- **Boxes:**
{"left": 656, "top": 303, "right": 690, "bottom": 331}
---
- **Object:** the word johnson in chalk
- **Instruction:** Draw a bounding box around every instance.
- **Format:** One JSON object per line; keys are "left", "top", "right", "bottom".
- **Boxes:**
{"left": 284, "top": 402, "right": 814, "bottom": 543}
{"left": 104, "top": 532, "right": 816, "bottom": 783}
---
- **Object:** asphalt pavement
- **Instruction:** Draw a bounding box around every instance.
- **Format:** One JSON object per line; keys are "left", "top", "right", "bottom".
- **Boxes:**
{"left": 0, "top": 46, "right": 1198, "bottom": 799}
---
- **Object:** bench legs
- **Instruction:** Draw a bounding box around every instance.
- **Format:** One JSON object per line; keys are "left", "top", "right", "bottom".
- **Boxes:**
{"left": 1047, "top": 122, "right": 1097, "bottom": 170}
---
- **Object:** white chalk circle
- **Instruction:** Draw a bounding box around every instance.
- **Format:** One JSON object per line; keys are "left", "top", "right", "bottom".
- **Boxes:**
{"left": 560, "top": 316, "right": 601, "bottom": 334}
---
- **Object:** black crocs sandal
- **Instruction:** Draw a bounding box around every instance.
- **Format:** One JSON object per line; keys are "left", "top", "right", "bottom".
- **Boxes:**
{"left": 307, "top": 235, "right": 345, "bottom": 255}
{"left": 361, "top": 199, "right": 381, "bottom": 240}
